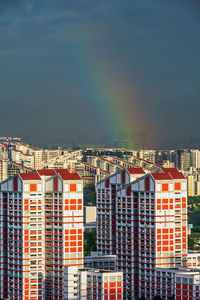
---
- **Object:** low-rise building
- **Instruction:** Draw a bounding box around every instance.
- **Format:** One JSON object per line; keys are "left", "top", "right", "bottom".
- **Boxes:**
{"left": 175, "top": 268, "right": 200, "bottom": 300}
{"left": 84, "top": 206, "right": 96, "bottom": 231}
{"left": 77, "top": 268, "right": 123, "bottom": 300}
{"left": 188, "top": 251, "right": 200, "bottom": 268}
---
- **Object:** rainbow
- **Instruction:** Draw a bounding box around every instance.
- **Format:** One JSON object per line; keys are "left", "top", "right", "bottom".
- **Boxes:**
{"left": 70, "top": 36, "right": 147, "bottom": 148}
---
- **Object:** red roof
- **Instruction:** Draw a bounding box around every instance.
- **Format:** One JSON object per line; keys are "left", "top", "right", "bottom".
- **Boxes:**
{"left": 55, "top": 169, "right": 82, "bottom": 180}
{"left": 151, "top": 172, "right": 172, "bottom": 181}
{"left": 127, "top": 167, "right": 145, "bottom": 175}
{"left": 161, "top": 168, "right": 185, "bottom": 179}
{"left": 37, "top": 169, "right": 56, "bottom": 176}
{"left": 19, "top": 173, "right": 41, "bottom": 181}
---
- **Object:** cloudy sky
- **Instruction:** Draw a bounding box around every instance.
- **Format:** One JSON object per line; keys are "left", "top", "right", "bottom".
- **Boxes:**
{"left": 0, "top": 0, "right": 200, "bottom": 148}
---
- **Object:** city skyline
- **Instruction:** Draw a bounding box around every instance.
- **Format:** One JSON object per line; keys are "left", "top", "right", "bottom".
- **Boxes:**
{"left": 0, "top": 0, "right": 200, "bottom": 148}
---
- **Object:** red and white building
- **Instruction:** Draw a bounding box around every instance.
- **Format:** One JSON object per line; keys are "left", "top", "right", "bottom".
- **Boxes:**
{"left": 174, "top": 268, "right": 200, "bottom": 300}
{"left": 96, "top": 167, "right": 146, "bottom": 256}
{"left": 77, "top": 268, "right": 123, "bottom": 300}
{"left": 97, "top": 167, "right": 188, "bottom": 299}
{"left": 0, "top": 169, "right": 83, "bottom": 300}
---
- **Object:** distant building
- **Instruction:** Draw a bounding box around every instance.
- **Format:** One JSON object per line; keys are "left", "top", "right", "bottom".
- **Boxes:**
{"left": 188, "top": 175, "right": 195, "bottom": 196}
{"left": 16, "top": 142, "right": 42, "bottom": 169}
{"left": 0, "top": 152, "right": 8, "bottom": 182}
{"left": 187, "top": 251, "right": 200, "bottom": 267}
{"left": 41, "top": 149, "right": 63, "bottom": 162}
{"left": 84, "top": 206, "right": 96, "bottom": 231}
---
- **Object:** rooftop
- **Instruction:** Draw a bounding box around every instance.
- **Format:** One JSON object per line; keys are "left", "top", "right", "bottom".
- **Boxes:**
{"left": 37, "top": 169, "right": 56, "bottom": 176}
{"left": 151, "top": 172, "right": 173, "bottom": 181}
{"left": 127, "top": 167, "right": 145, "bottom": 175}
{"left": 19, "top": 172, "right": 41, "bottom": 181}
{"left": 56, "top": 169, "right": 82, "bottom": 180}
{"left": 162, "top": 167, "right": 185, "bottom": 179}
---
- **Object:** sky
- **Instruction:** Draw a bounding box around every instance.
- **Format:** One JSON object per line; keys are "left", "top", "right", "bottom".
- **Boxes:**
{"left": 0, "top": 0, "right": 200, "bottom": 148}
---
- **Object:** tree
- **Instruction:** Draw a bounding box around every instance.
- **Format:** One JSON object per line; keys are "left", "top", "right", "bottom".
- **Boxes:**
{"left": 188, "top": 232, "right": 200, "bottom": 250}
{"left": 84, "top": 184, "right": 96, "bottom": 206}
{"left": 84, "top": 230, "right": 96, "bottom": 256}
{"left": 139, "top": 295, "right": 146, "bottom": 300}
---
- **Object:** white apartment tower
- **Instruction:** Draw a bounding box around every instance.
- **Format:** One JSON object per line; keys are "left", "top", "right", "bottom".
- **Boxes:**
{"left": 0, "top": 169, "right": 83, "bottom": 300}
{"left": 97, "top": 167, "right": 187, "bottom": 299}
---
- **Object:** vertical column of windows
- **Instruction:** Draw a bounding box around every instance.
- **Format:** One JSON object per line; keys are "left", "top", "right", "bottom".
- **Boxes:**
{"left": 7, "top": 192, "right": 23, "bottom": 299}
{"left": 23, "top": 193, "right": 44, "bottom": 300}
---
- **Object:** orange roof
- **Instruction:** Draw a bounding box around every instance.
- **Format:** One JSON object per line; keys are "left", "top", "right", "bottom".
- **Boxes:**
{"left": 19, "top": 173, "right": 41, "bottom": 181}
{"left": 127, "top": 167, "right": 145, "bottom": 175}
{"left": 37, "top": 169, "right": 56, "bottom": 176}
{"left": 161, "top": 168, "right": 185, "bottom": 180}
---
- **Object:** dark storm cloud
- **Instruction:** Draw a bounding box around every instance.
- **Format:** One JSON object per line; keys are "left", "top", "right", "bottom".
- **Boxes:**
{"left": 0, "top": 0, "right": 200, "bottom": 148}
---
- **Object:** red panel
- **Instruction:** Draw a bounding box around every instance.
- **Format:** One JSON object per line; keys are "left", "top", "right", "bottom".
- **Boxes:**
{"left": 121, "top": 171, "right": 126, "bottom": 184}
{"left": 105, "top": 179, "right": 110, "bottom": 188}
{"left": 54, "top": 176, "right": 58, "bottom": 192}
{"left": 145, "top": 176, "right": 150, "bottom": 191}
{"left": 126, "top": 185, "right": 131, "bottom": 196}
{"left": 13, "top": 176, "right": 18, "bottom": 191}
{"left": 175, "top": 182, "right": 181, "bottom": 190}
{"left": 162, "top": 183, "right": 168, "bottom": 191}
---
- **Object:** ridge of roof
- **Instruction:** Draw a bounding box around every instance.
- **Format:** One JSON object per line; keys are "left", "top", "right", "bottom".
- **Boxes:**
{"left": 55, "top": 169, "right": 82, "bottom": 180}
{"left": 151, "top": 172, "right": 173, "bottom": 181}
{"left": 161, "top": 167, "right": 185, "bottom": 180}
{"left": 37, "top": 169, "right": 56, "bottom": 176}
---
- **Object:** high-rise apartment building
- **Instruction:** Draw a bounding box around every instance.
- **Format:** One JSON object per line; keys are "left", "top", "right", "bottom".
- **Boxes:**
{"left": 97, "top": 168, "right": 146, "bottom": 256}
{"left": 0, "top": 169, "right": 83, "bottom": 300}
{"left": 191, "top": 149, "right": 200, "bottom": 169}
{"left": 187, "top": 175, "right": 195, "bottom": 196}
{"left": 97, "top": 167, "right": 187, "bottom": 299}
{"left": 41, "top": 149, "right": 62, "bottom": 162}
{"left": 0, "top": 152, "right": 8, "bottom": 182}
{"left": 16, "top": 143, "right": 42, "bottom": 169}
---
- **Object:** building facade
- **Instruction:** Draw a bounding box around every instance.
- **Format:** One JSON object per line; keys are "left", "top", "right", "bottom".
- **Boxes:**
{"left": 96, "top": 168, "right": 146, "bottom": 257}
{"left": 97, "top": 167, "right": 188, "bottom": 299}
{"left": 77, "top": 268, "right": 123, "bottom": 300}
{"left": 0, "top": 169, "right": 83, "bottom": 300}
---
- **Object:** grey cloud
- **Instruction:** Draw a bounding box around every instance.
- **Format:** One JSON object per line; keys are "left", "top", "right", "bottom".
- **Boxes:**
{"left": 0, "top": 0, "right": 200, "bottom": 147}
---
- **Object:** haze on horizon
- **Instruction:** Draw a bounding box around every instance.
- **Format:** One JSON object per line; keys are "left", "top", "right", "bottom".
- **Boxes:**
{"left": 0, "top": 0, "right": 200, "bottom": 149}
